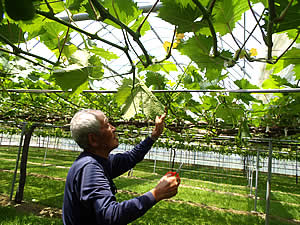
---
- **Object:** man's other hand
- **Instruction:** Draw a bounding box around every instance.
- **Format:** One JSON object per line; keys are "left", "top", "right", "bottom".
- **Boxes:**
{"left": 150, "top": 173, "right": 180, "bottom": 202}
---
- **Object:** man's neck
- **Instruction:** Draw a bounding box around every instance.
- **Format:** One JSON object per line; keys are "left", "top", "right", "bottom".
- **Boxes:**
{"left": 87, "top": 148, "right": 109, "bottom": 159}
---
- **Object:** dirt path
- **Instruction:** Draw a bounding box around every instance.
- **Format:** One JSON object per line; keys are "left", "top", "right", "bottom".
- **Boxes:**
{"left": 0, "top": 194, "right": 62, "bottom": 218}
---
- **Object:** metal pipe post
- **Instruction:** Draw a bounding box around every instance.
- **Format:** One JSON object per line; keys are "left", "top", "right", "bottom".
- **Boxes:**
{"left": 153, "top": 147, "right": 157, "bottom": 174}
{"left": 296, "top": 147, "right": 298, "bottom": 184}
{"left": 254, "top": 149, "right": 260, "bottom": 211}
{"left": 265, "top": 140, "right": 273, "bottom": 225}
{"left": 250, "top": 155, "right": 254, "bottom": 196}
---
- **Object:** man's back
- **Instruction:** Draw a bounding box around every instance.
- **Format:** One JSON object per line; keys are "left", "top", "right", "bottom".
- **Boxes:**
{"left": 63, "top": 139, "right": 157, "bottom": 225}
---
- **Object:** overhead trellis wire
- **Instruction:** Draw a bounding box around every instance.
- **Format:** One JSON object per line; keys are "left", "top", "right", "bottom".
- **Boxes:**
{"left": 2, "top": 88, "right": 300, "bottom": 94}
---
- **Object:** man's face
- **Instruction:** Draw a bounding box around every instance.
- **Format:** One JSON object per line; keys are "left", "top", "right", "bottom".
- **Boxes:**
{"left": 96, "top": 112, "right": 119, "bottom": 151}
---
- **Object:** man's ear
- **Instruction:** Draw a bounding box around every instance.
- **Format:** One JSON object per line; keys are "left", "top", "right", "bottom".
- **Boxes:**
{"left": 88, "top": 133, "right": 99, "bottom": 148}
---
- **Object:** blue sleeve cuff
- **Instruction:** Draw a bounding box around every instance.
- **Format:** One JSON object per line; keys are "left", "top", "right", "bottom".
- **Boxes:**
{"left": 143, "top": 191, "right": 157, "bottom": 205}
{"left": 144, "top": 136, "right": 155, "bottom": 145}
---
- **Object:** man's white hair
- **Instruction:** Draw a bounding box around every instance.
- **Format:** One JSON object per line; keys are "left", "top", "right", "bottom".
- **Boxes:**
{"left": 70, "top": 109, "right": 103, "bottom": 150}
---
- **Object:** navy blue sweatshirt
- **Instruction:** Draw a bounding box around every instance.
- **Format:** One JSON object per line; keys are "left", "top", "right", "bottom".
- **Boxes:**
{"left": 62, "top": 137, "right": 156, "bottom": 225}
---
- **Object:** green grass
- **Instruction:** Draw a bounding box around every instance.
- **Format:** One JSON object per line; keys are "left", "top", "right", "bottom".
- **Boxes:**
{"left": 0, "top": 146, "right": 299, "bottom": 225}
{"left": 0, "top": 206, "right": 61, "bottom": 225}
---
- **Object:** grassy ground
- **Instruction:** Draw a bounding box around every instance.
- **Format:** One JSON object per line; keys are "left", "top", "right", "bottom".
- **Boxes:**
{"left": 0, "top": 145, "right": 299, "bottom": 225}
{"left": 0, "top": 206, "right": 61, "bottom": 225}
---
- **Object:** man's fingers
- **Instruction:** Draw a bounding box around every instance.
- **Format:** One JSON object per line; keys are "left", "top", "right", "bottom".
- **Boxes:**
{"left": 156, "top": 112, "right": 166, "bottom": 123}
{"left": 152, "top": 110, "right": 167, "bottom": 140}
{"left": 160, "top": 112, "right": 167, "bottom": 121}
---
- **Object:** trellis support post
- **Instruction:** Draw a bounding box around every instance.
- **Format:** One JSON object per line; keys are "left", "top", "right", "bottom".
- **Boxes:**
{"left": 254, "top": 148, "right": 260, "bottom": 211}
{"left": 265, "top": 140, "right": 272, "bottom": 225}
{"left": 296, "top": 147, "right": 298, "bottom": 184}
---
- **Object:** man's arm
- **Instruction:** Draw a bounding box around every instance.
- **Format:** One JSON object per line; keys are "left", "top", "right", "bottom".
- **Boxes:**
{"left": 81, "top": 162, "right": 179, "bottom": 225}
{"left": 80, "top": 163, "right": 157, "bottom": 225}
{"left": 110, "top": 112, "right": 167, "bottom": 178}
{"left": 110, "top": 136, "right": 155, "bottom": 178}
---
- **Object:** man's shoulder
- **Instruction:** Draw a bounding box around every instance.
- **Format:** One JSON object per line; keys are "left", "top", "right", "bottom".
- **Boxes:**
{"left": 73, "top": 153, "right": 99, "bottom": 169}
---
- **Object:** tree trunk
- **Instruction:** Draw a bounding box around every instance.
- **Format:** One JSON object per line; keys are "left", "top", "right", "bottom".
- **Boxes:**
{"left": 15, "top": 124, "right": 37, "bottom": 203}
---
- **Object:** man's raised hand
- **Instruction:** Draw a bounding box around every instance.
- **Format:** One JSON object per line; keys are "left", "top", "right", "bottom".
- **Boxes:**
{"left": 151, "top": 110, "right": 167, "bottom": 141}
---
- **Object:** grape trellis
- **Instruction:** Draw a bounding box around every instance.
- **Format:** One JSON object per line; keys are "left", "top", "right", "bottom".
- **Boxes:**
{"left": 0, "top": 1, "right": 300, "bottom": 224}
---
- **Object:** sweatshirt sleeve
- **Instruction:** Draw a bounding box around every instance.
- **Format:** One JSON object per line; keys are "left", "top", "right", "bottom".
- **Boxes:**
{"left": 110, "top": 136, "right": 155, "bottom": 178}
{"left": 80, "top": 162, "right": 156, "bottom": 225}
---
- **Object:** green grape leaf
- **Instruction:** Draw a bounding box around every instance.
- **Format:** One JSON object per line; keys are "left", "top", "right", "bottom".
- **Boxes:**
{"left": 267, "top": 47, "right": 300, "bottom": 80}
{"left": 270, "top": 75, "right": 293, "bottom": 87}
{"left": 205, "top": 67, "right": 221, "bottom": 81}
{"left": 273, "top": 0, "right": 300, "bottom": 33}
{"left": 0, "top": 52, "right": 9, "bottom": 71}
{"left": 174, "top": 0, "right": 196, "bottom": 8}
{"left": 212, "top": 0, "right": 249, "bottom": 35}
{"left": 102, "top": 0, "right": 142, "bottom": 28}
{"left": 53, "top": 44, "right": 78, "bottom": 59}
{"left": 145, "top": 61, "right": 178, "bottom": 73}
{"left": 234, "top": 78, "right": 259, "bottom": 89}
{"left": 178, "top": 36, "right": 229, "bottom": 80}
{"left": 178, "top": 35, "right": 212, "bottom": 60}
{"left": 36, "top": 0, "right": 65, "bottom": 13}
{"left": 286, "top": 29, "right": 300, "bottom": 43}
{"left": 39, "top": 22, "right": 70, "bottom": 50}
{"left": 17, "top": 15, "right": 45, "bottom": 40}
{"left": 232, "top": 78, "right": 260, "bottom": 104}
{"left": 130, "top": 16, "right": 151, "bottom": 36}
{"left": 140, "top": 81, "right": 165, "bottom": 119}
{"left": 0, "top": 23, "right": 25, "bottom": 43}
{"left": 281, "top": 48, "right": 300, "bottom": 79}
{"left": 52, "top": 65, "right": 89, "bottom": 92}
{"left": 158, "top": 0, "right": 203, "bottom": 33}
{"left": 201, "top": 96, "right": 218, "bottom": 110}
{"left": 183, "top": 66, "right": 222, "bottom": 89}
{"left": 87, "top": 55, "right": 104, "bottom": 79}
{"left": 294, "top": 65, "right": 300, "bottom": 80}
{"left": 262, "top": 79, "right": 278, "bottom": 89}
{"left": 69, "top": 49, "right": 90, "bottom": 66}
{"left": 251, "top": 103, "right": 266, "bottom": 126}
{"left": 51, "top": 50, "right": 96, "bottom": 92}
{"left": 237, "top": 118, "right": 251, "bottom": 143}
{"left": 251, "top": 0, "right": 268, "bottom": 6}
{"left": 116, "top": 78, "right": 164, "bottom": 119}
{"left": 216, "top": 102, "right": 244, "bottom": 125}
{"left": 121, "top": 89, "right": 140, "bottom": 120}
{"left": 230, "top": 92, "right": 259, "bottom": 105}
{"left": 145, "top": 72, "right": 167, "bottom": 89}
{"left": 262, "top": 75, "right": 280, "bottom": 89}
{"left": 89, "top": 47, "right": 118, "bottom": 61}
{"left": 115, "top": 78, "right": 132, "bottom": 106}
{"left": 0, "top": 0, "right": 3, "bottom": 22}
{"left": 66, "top": 0, "right": 88, "bottom": 12}
{"left": 183, "top": 68, "right": 203, "bottom": 89}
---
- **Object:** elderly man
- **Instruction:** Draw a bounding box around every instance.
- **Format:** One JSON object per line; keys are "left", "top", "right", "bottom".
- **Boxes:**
{"left": 62, "top": 109, "right": 180, "bottom": 225}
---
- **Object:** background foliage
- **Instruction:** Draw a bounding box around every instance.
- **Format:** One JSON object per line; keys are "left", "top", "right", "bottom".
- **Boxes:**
{"left": 0, "top": 0, "right": 299, "bottom": 144}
